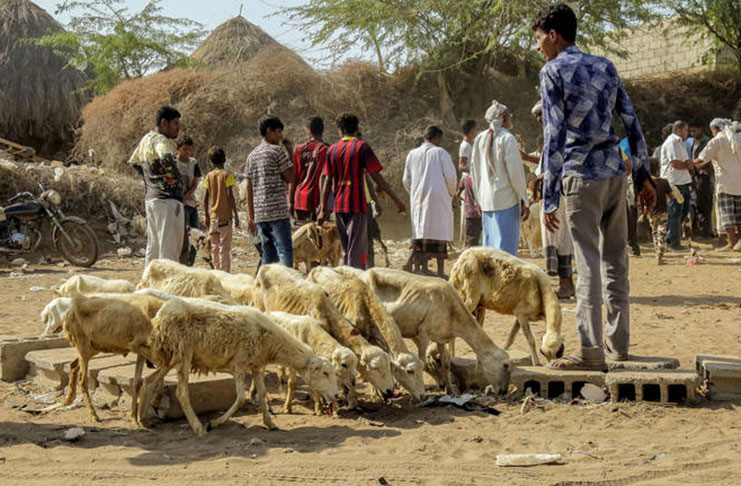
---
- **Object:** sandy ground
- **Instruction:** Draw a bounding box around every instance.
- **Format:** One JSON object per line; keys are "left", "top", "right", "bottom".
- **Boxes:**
{"left": 0, "top": 226, "right": 740, "bottom": 485}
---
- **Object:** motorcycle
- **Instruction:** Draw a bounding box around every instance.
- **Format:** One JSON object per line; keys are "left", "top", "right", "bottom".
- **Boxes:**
{"left": 0, "top": 184, "right": 100, "bottom": 267}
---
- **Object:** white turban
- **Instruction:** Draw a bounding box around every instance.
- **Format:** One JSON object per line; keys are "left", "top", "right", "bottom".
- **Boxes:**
{"left": 710, "top": 118, "right": 739, "bottom": 154}
{"left": 481, "top": 99, "right": 509, "bottom": 178}
{"left": 531, "top": 100, "right": 543, "bottom": 118}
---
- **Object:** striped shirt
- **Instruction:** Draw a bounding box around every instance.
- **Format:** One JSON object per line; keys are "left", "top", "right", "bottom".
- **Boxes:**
{"left": 293, "top": 139, "right": 328, "bottom": 212}
{"left": 245, "top": 143, "right": 293, "bottom": 223}
{"left": 323, "top": 137, "right": 382, "bottom": 213}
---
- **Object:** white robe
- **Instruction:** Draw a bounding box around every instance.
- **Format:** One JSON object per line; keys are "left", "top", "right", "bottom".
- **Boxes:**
{"left": 403, "top": 142, "right": 457, "bottom": 241}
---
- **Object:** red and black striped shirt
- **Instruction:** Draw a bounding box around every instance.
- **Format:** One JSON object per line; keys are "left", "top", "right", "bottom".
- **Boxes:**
{"left": 323, "top": 137, "right": 382, "bottom": 213}
{"left": 293, "top": 139, "right": 328, "bottom": 212}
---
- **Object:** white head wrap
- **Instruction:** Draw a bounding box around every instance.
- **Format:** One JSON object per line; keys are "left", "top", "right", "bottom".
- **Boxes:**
{"left": 531, "top": 100, "right": 543, "bottom": 118}
{"left": 482, "top": 100, "right": 509, "bottom": 178}
{"left": 710, "top": 118, "right": 739, "bottom": 154}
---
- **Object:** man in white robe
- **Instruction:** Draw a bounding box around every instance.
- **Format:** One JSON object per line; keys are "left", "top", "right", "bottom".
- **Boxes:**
{"left": 403, "top": 125, "right": 457, "bottom": 276}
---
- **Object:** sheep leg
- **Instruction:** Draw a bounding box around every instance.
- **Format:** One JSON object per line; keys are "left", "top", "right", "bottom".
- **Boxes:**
{"left": 278, "top": 366, "right": 287, "bottom": 393}
{"left": 129, "top": 354, "right": 145, "bottom": 425}
{"left": 284, "top": 368, "right": 297, "bottom": 414}
{"left": 209, "top": 370, "right": 246, "bottom": 430}
{"left": 175, "top": 352, "right": 206, "bottom": 437}
{"left": 504, "top": 319, "right": 521, "bottom": 350}
{"left": 437, "top": 341, "right": 457, "bottom": 395}
{"left": 518, "top": 315, "right": 541, "bottom": 366}
{"left": 79, "top": 355, "right": 100, "bottom": 422}
{"left": 63, "top": 357, "right": 80, "bottom": 406}
{"left": 475, "top": 306, "right": 486, "bottom": 326}
{"left": 138, "top": 364, "right": 172, "bottom": 425}
{"left": 254, "top": 369, "right": 277, "bottom": 430}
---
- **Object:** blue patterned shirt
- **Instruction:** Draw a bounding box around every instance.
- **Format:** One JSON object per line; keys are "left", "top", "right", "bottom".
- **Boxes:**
{"left": 540, "top": 46, "right": 649, "bottom": 213}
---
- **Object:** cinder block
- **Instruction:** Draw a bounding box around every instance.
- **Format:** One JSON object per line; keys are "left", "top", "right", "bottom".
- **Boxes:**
{"left": 605, "top": 370, "right": 700, "bottom": 403}
{"left": 0, "top": 335, "right": 70, "bottom": 381}
{"left": 608, "top": 356, "right": 680, "bottom": 371}
{"left": 510, "top": 366, "right": 606, "bottom": 399}
{"left": 695, "top": 355, "right": 741, "bottom": 401}
{"left": 97, "top": 364, "right": 237, "bottom": 419}
{"left": 25, "top": 347, "right": 79, "bottom": 389}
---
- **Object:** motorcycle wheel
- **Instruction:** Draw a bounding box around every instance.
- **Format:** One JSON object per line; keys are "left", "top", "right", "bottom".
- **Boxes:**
{"left": 56, "top": 220, "right": 99, "bottom": 267}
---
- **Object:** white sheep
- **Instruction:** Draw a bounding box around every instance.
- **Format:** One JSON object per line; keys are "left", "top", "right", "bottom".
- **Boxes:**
{"left": 254, "top": 264, "right": 395, "bottom": 405}
{"left": 40, "top": 297, "right": 72, "bottom": 336}
{"left": 61, "top": 293, "right": 164, "bottom": 423}
{"left": 267, "top": 311, "right": 358, "bottom": 414}
{"left": 56, "top": 274, "right": 135, "bottom": 297}
{"left": 137, "top": 259, "right": 235, "bottom": 303}
{"left": 211, "top": 270, "right": 256, "bottom": 305}
{"left": 360, "top": 267, "right": 511, "bottom": 395}
{"left": 292, "top": 222, "right": 342, "bottom": 274}
{"left": 449, "top": 247, "right": 564, "bottom": 366}
{"left": 308, "top": 266, "right": 426, "bottom": 402}
{"left": 141, "top": 298, "right": 339, "bottom": 437}
{"left": 520, "top": 200, "right": 542, "bottom": 257}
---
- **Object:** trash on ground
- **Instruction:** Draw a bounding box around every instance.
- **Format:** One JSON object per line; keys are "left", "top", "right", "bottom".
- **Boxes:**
{"left": 63, "top": 427, "right": 86, "bottom": 441}
{"left": 496, "top": 453, "right": 562, "bottom": 467}
{"left": 28, "top": 286, "right": 46, "bottom": 292}
{"left": 421, "top": 394, "right": 500, "bottom": 415}
{"left": 580, "top": 383, "right": 607, "bottom": 403}
{"left": 117, "top": 247, "right": 132, "bottom": 257}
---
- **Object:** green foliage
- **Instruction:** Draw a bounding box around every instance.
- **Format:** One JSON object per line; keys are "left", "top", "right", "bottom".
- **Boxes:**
{"left": 280, "top": 0, "right": 662, "bottom": 73}
{"left": 667, "top": 0, "right": 741, "bottom": 75}
{"left": 34, "top": 0, "right": 205, "bottom": 94}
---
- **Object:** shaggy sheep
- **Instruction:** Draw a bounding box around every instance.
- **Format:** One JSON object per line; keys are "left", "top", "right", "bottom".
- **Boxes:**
{"left": 61, "top": 294, "right": 163, "bottom": 423}
{"left": 40, "top": 297, "right": 72, "bottom": 336}
{"left": 308, "top": 266, "right": 426, "bottom": 402}
{"left": 211, "top": 270, "right": 256, "bottom": 306}
{"left": 254, "top": 264, "right": 395, "bottom": 404}
{"left": 267, "top": 311, "right": 358, "bottom": 414}
{"left": 449, "top": 247, "right": 564, "bottom": 366}
{"left": 141, "top": 298, "right": 339, "bottom": 436}
{"left": 137, "top": 259, "right": 235, "bottom": 303}
{"left": 520, "top": 200, "right": 542, "bottom": 257}
{"left": 360, "top": 267, "right": 510, "bottom": 394}
{"left": 56, "top": 275, "right": 135, "bottom": 297}
{"left": 425, "top": 343, "right": 494, "bottom": 393}
{"left": 292, "top": 222, "right": 341, "bottom": 274}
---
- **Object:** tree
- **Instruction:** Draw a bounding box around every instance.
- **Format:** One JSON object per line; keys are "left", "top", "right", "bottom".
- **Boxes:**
{"left": 666, "top": 0, "right": 741, "bottom": 77}
{"left": 34, "top": 0, "right": 205, "bottom": 94}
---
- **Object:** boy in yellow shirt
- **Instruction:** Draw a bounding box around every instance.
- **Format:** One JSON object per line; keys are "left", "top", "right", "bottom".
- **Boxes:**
{"left": 203, "top": 147, "right": 240, "bottom": 272}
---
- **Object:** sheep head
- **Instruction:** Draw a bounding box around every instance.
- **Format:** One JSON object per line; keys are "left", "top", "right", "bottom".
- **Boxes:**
{"left": 391, "top": 352, "right": 426, "bottom": 402}
{"left": 359, "top": 346, "right": 395, "bottom": 400}
{"left": 331, "top": 347, "right": 359, "bottom": 387}
{"left": 40, "top": 297, "right": 72, "bottom": 336}
{"left": 301, "top": 355, "right": 339, "bottom": 404}
{"left": 540, "top": 330, "right": 565, "bottom": 360}
{"left": 478, "top": 349, "right": 510, "bottom": 395}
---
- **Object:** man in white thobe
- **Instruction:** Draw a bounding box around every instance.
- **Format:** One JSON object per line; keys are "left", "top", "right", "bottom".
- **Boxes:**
{"left": 403, "top": 125, "right": 457, "bottom": 276}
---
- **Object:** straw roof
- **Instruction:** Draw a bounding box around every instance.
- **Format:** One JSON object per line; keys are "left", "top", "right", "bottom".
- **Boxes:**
{"left": 0, "top": 0, "right": 88, "bottom": 155}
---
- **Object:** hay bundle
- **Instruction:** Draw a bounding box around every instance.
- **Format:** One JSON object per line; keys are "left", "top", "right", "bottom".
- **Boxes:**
{"left": 0, "top": 0, "right": 88, "bottom": 155}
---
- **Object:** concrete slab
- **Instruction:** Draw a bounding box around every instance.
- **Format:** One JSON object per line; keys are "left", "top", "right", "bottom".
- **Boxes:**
{"left": 510, "top": 366, "right": 606, "bottom": 399}
{"left": 607, "top": 356, "right": 680, "bottom": 371}
{"left": 605, "top": 370, "right": 700, "bottom": 403}
{"left": 0, "top": 335, "right": 70, "bottom": 381}
{"left": 695, "top": 355, "right": 741, "bottom": 401}
{"left": 25, "top": 347, "right": 79, "bottom": 389}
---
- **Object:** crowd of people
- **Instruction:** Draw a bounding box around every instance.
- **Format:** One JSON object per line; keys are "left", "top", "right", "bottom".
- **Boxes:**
{"left": 127, "top": 3, "right": 740, "bottom": 372}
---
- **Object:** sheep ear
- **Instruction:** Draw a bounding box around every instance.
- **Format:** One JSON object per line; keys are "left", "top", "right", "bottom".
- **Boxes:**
{"left": 331, "top": 349, "right": 342, "bottom": 368}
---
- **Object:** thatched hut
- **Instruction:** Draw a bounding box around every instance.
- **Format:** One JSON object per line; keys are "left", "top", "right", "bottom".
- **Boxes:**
{"left": 0, "top": 0, "right": 88, "bottom": 156}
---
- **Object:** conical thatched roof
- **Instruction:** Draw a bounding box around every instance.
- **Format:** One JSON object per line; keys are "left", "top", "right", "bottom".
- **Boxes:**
{"left": 192, "top": 15, "right": 310, "bottom": 70}
{"left": 0, "top": 0, "right": 88, "bottom": 155}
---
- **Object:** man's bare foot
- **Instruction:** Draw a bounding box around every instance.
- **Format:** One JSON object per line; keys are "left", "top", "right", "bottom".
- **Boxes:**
{"left": 716, "top": 244, "right": 733, "bottom": 252}
{"left": 547, "top": 355, "right": 607, "bottom": 372}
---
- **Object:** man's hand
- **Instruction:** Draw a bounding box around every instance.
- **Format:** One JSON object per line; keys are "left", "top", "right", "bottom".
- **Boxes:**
{"left": 636, "top": 178, "right": 656, "bottom": 214}
{"left": 282, "top": 138, "right": 293, "bottom": 154}
{"left": 520, "top": 201, "right": 530, "bottom": 222}
{"left": 543, "top": 210, "right": 560, "bottom": 233}
{"left": 247, "top": 218, "right": 257, "bottom": 236}
{"left": 395, "top": 200, "right": 407, "bottom": 214}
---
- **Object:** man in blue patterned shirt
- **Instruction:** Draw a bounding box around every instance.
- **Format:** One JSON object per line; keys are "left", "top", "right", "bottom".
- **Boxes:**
{"left": 533, "top": 3, "right": 655, "bottom": 371}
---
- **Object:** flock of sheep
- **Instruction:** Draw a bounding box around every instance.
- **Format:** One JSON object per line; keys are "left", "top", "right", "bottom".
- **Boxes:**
{"left": 40, "top": 247, "right": 564, "bottom": 437}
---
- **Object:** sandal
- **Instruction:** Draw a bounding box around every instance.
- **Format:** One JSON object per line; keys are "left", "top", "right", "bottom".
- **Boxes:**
{"left": 546, "top": 355, "right": 607, "bottom": 372}
{"left": 604, "top": 340, "right": 629, "bottom": 362}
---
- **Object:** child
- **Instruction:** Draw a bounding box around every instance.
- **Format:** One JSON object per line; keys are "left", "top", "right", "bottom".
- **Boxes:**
{"left": 203, "top": 147, "right": 240, "bottom": 272}
{"left": 175, "top": 136, "right": 201, "bottom": 266}
{"left": 455, "top": 172, "right": 482, "bottom": 248}
{"left": 643, "top": 158, "right": 683, "bottom": 265}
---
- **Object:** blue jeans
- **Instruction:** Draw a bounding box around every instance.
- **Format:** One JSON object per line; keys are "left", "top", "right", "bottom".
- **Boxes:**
{"left": 666, "top": 183, "right": 692, "bottom": 249}
{"left": 257, "top": 218, "right": 293, "bottom": 267}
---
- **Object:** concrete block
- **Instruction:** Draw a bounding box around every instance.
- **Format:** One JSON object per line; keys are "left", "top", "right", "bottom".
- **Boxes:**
{"left": 605, "top": 370, "right": 700, "bottom": 403}
{"left": 607, "top": 356, "right": 680, "bottom": 371}
{"left": 695, "top": 355, "right": 741, "bottom": 401}
{"left": 510, "top": 366, "right": 606, "bottom": 399}
{"left": 25, "top": 348, "right": 135, "bottom": 392}
{"left": 97, "top": 364, "right": 237, "bottom": 419}
{"left": 0, "top": 335, "right": 70, "bottom": 381}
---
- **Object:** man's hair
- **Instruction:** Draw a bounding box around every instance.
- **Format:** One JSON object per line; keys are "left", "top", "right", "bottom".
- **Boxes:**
{"left": 156, "top": 105, "right": 181, "bottom": 126}
{"left": 461, "top": 119, "right": 477, "bottom": 135}
{"left": 649, "top": 157, "right": 660, "bottom": 177}
{"left": 176, "top": 135, "right": 194, "bottom": 148}
{"left": 259, "top": 117, "right": 284, "bottom": 137}
{"left": 424, "top": 125, "right": 444, "bottom": 141}
{"left": 531, "top": 3, "right": 577, "bottom": 43}
{"left": 673, "top": 120, "right": 688, "bottom": 133}
{"left": 661, "top": 123, "right": 673, "bottom": 140}
{"left": 336, "top": 113, "right": 359, "bottom": 135}
{"left": 208, "top": 146, "right": 226, "bottom": 165}
{"left": 307, "top": 116, "right": 324, "bottom": 137}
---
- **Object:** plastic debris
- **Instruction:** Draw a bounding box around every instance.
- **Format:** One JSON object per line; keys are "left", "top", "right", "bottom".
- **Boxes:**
{"left": 29, "top": 286, "right": 46, "bottom": 292}
{"left": 496, "top": 453, "right": 561, "bottom": 467}
{"left": 63, "top": 427, "right": 86, "bottom": 441}
{"left": 53, "top": 166, "right": 65, "bottom": 182}
{"left": 10, "top": 258, "right": 26, "bottom": 266}
{"left": 421, "top": 394, "right": 500, "bottom": 415}
{"left": 117, "top": 247, "right": 132, "bottom": 258}
{"left": 580, "top": 383, "right": 607, "bottom": 403}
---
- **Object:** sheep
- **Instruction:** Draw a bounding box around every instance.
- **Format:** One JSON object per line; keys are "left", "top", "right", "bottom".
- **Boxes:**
{"left": 359, "top": 267, "right": 510, "bottom": 395}
{"left": 267, "top": 311, "right": 358, "bottom": 414}
{"left": 61, "top": 293, "right": 164, "bottom": 423}
{"left": 254, "top": 264, "right": 395, "bottom": 405}
{"left": 292, "top": 222, "right": 342, "bottom": 274}
{"left": 211, "top": 270, "right": 256, "bottom": 305}
{"left": 137, "top": 258, "right": 235, "bottom": 303}
{"left": 40, "top": 297, "right": 72, "bottom": 336}
{"left": 140, "top": 298, "right": 339, "bottom": 437}
{"left": 425, "top": 343, "right": 495, "bottom": 393}
{"left": 520, "top": 200, "right": 542, "bottom": 257}
{"left": 449, "top": 247, "right": 564, "bottom": 366}
{"left": 56, "top": 274, "right": 135, "bottom": 297}
{"left": 308, "top": 266, "right": 425, "bottom": 402}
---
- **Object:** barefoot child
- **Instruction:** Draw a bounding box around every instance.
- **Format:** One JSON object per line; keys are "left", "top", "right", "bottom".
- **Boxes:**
{"left": 643, "top": 158, "right": 683, "bottom": 265}
{"left": 203, "top": 147, "right": 240, "bottom": 272}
